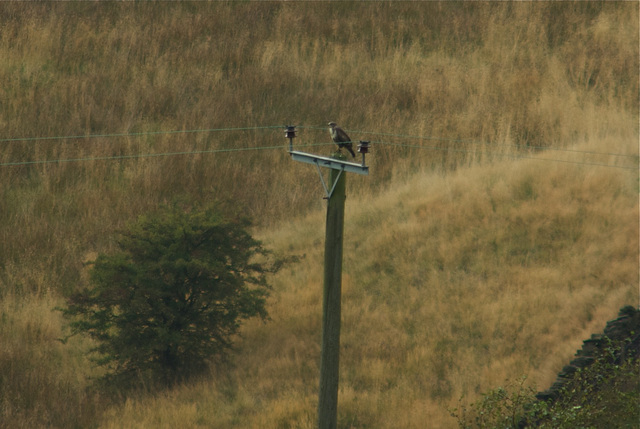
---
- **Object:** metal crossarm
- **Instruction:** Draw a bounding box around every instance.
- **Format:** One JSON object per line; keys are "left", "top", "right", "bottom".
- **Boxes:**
{"left": 289, "top": 150, "right": 369, "bottom": 175}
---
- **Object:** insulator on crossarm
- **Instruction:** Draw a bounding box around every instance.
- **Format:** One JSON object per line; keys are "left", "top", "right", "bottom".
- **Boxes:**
{"left": 357, "top": 141, "right": 370, "bottom": 167}
{"left": 285, "top": 125, "right": 297, "bottom": 152}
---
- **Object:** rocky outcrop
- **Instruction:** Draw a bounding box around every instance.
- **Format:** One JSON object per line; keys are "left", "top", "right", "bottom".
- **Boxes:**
{"left": 535, "top": 305, "right": 640, "bottom": 402}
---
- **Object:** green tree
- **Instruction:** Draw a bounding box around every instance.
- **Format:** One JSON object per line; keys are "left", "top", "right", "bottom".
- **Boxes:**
{"left": 63, "top": 203, "right": 275, "bottom": 386}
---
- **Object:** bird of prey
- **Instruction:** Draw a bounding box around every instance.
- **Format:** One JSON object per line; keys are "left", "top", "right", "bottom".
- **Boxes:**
{"left": 328, "top": 122, "right": 356, "bottom": 158}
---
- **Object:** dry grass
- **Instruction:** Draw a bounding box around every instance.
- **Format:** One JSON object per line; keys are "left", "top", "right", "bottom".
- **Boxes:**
{"left": 0, "top": 2, "right": 637, "bottom": 428}
{"left": 0, "top": 292, "right": 102, "bottom": 428}
{"left": 94, "top": 148, "right": 638, "bottom": 429}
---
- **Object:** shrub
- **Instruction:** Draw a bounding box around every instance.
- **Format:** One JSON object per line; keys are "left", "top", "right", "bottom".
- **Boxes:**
{"left": 450, "top": 376, "right": 538, "bottom": 429}
{"left": 450, "top": 339, "right": 640, "bottom": 428}
{"left": 62, "top": 203, "right": 275, "bottom": 387}
{"left": 534, "top": 339, "right": 640, "bottom": 429}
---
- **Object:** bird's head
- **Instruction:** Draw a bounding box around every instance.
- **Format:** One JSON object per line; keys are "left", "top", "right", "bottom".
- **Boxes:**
{"left": 328, "top": 122, "right": 337, "bottom": 128}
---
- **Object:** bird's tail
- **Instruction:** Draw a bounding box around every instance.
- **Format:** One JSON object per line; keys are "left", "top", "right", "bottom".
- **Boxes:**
{"left": 347, "top": 145, "right": 355, "bottom": 158}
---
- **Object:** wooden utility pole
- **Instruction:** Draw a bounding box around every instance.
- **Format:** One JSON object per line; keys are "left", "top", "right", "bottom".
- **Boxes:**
{"left": 286, "top": 126, "right": 369, "bottom": 429}
{"left": 318, "top": 157, "right": 346, "bottom": 429}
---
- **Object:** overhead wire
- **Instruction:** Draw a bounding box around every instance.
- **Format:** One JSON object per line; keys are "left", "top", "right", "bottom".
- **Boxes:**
{"left": 4, "top": 124, "right": 635, "bottom": 161}
{"left": 0, "top": 125, "right": 289, "bottom": 166}
{"left": 371, "top": 140, "right": 638, "bottom": 171}
{"left": 298, "top": 125, "right": 637, "bottom": 160}
{"left": 299, "top": 125, "right": 638, "bottom": 170}
{"left": 0, "top": 145, "right": 286, "bottom": 167}
{"left": 0, "top": 124, "right": 637, "bottom": 170}
{"left": 0, "top": 142, "right": 332, "bottom": 167}
{"left": 0, "top": 125, "right": 284, "bottom": 143}
{"left": 4, "top": 123, "right": 635, "bottom": 160}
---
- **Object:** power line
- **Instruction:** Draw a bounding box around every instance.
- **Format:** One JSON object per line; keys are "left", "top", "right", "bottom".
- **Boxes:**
{"left": 373, "top": 141, "right": 638, "bottom": 171}
{"left": 4, "top": 123, "right": 635, "bottom": 162}
{"left": 298, "top": 125, "right": 637, "bottom": 160}
{"left": 1, "top": 124, "right": 636, "bottom": 171}
{"left": 0, "top": 125, "right": 284, "bottom": 143}
{"left": 0, "top": 142, "right": 334, "bottom": 167}
{"left": 2, "top": 140, "right": 635, "bottom": 171}
{"left": 293, "top": 136, "right": 637, "bottom": 171}
{"left": 0, "top": 144, "right": 288, "bottom": 167}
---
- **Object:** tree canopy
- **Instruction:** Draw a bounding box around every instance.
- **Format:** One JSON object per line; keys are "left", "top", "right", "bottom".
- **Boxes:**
{"left": 63, "top": 203, "right": 275, "bottom": 386}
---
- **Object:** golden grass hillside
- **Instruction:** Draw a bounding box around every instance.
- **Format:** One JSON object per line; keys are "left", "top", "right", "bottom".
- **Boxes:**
{"left": 0, "top": 2, "right": 638, "bottom": 428}
{"left": 0, "top": 2, "right": 637, "bottom": 296}
{"left": 94, "top": 151, "right": 638, "bottom": 429}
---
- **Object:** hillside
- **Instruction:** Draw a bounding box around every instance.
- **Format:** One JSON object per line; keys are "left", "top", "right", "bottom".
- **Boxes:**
{"left": 3, "top": 151, "right": 636, "bottom": 428}
{"left": 91, "top": 154, "right": 638, "bottom": 428}
{"left": 0, "top": 2, "right": 638, "bottom": 428}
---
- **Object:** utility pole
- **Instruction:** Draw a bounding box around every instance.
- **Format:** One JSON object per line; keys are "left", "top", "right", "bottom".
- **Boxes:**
{"left": 318, "top": 156, "right": 346, "bottom": 429}
{"left": 286, "top": 126, "right": 369, "bottom": 429}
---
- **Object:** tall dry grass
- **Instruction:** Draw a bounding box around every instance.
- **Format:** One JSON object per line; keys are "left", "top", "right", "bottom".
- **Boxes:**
{"left": 96, "top": 152, "right": 638, "bottom": 429}
{"left": 1, "top": 1, "right": 636, "bottom": 295}
{"left": 0, "top": 291, "right": 102, "bottom": 428}
{"left": 0, "top": 2, "right": 637, "bottom": 428}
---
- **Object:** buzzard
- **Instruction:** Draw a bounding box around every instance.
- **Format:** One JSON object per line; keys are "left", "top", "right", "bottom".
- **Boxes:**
{"left": 328, "top": 122, "right": 356, "bottom": 158}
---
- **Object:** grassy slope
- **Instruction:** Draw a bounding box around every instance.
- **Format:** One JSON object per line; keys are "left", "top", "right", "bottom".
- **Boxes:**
{"left": 0, "top": 2, "right": 638, "bottom": 428}
{"left": 1, "top": 2, "right": 637, "bottom": 295}
{"left": 95, "top": 150, "right": 637, "bottom": 429}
